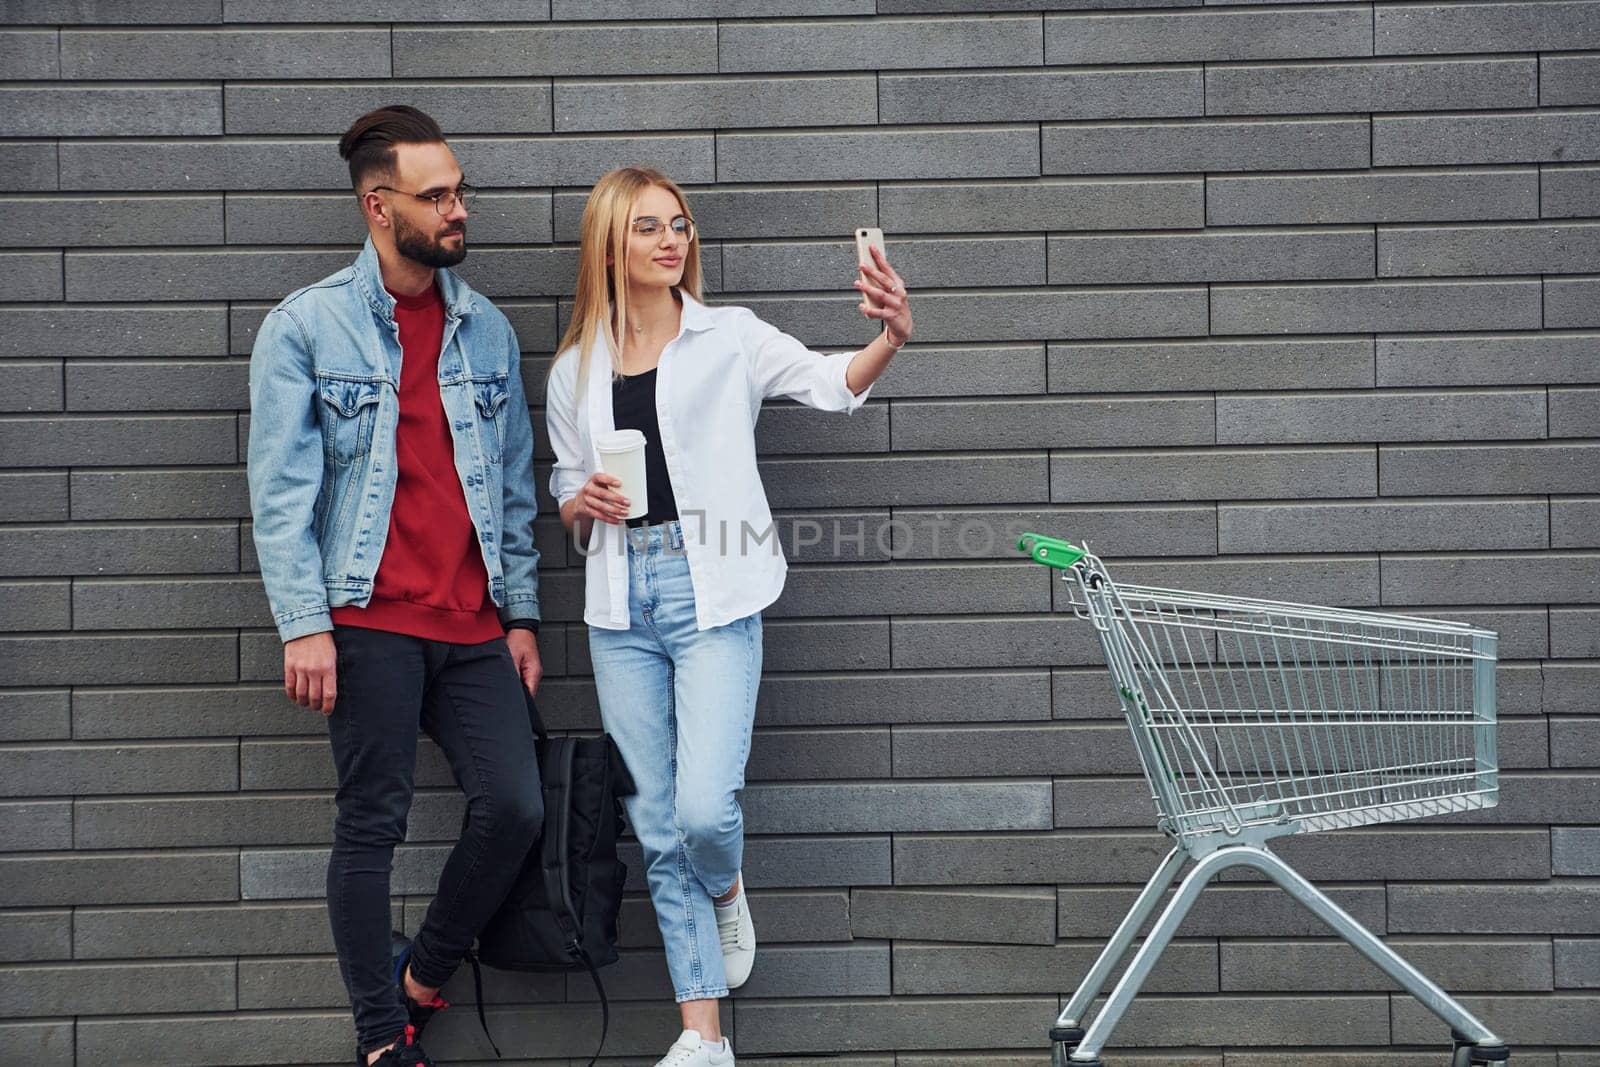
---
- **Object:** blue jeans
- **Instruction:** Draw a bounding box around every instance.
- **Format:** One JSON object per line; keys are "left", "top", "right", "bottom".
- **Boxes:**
{"left": 588, "top": 520, "right": 763, "bottom": 1003}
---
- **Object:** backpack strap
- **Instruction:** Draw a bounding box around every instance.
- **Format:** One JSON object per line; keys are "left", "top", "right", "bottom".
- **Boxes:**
{"left": 463, "top": 945, "right": 607, "bottom": 1066}
{"left": 541, "top": 739, "right": 579, "bottom": 936}
{"left": 572, "top": 942, "right": 610, "bottom": 1067}
{"left": 464, "top": 949, "right": 503, "bottom": 1059}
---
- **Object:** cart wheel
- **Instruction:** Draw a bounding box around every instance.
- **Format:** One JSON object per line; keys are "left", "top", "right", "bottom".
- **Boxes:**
{"left": 1453, "top": 1041, "right": 1510, "bottom": 1066}
{"left": 1050, "top": 1025, "right": 1084, "bottom": 1067}
{"left": 1050, "top": 1026, "right": 1085, "bottom": 1047}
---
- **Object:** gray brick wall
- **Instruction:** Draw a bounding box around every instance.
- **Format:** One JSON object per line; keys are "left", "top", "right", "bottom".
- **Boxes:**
{"left": 0, "top": 1, "right": 1596, "bottom": 1063}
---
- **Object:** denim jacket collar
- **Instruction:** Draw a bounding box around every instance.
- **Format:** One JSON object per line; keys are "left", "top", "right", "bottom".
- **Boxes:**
{"left": 351, "top": 237, "right": 479, "bottom": 323}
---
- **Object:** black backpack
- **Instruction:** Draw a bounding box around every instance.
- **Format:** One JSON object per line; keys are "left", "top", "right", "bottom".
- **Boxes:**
{"left": 467, "top": 691, "right": 635, "bottom": 1064}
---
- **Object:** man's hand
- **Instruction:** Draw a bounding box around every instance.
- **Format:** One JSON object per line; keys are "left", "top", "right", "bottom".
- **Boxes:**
{"left": 507, "top": 628, "right": 543, "bottom": 697}
{"left": 284, "top": 631, "right": 337, "bottom": 715}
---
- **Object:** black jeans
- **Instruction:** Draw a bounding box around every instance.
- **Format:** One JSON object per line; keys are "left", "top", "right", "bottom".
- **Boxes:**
{"left": 326, "top": 626, "right": 542, "bottom": 1054}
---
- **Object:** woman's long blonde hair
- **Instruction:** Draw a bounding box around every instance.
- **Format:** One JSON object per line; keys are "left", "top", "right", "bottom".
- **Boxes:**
{"left": 554, "top": 166, "right": 704, "bottom": 391}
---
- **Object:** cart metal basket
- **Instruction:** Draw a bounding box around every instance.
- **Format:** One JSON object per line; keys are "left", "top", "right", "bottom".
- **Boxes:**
{"left": 1018, "top": 533, "right": 1508, "bottom": 1067}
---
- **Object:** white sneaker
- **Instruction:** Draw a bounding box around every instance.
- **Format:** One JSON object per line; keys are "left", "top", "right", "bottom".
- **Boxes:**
{"left": 654, "top": 1029, "right": 734, "bottom": 1067}
{"left": 715, "top": 880, "right": 756, "bottom": 989}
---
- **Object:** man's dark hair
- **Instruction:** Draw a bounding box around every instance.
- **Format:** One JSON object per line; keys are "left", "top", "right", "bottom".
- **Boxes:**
{"left": 338, "top": 105, "right": 447, "bottom": 191}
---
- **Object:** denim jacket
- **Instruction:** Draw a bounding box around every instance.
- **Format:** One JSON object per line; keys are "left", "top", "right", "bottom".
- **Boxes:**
{"left": 247, "top": 239, "right": 540, "bottom": 643}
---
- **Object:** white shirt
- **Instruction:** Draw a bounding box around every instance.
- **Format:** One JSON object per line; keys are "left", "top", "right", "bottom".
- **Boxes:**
{"left": 546, "top": 291, "right": 874, "bottom": 631}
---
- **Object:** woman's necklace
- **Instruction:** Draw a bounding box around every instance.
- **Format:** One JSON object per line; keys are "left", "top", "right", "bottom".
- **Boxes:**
{"left": 620, "top": 319, "right": 668, "bottom": 380}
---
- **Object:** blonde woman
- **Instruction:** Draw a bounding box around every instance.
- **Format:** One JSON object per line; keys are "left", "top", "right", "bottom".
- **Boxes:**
{"left": 545, "top": 166, "right": 913, "bottom": 1067}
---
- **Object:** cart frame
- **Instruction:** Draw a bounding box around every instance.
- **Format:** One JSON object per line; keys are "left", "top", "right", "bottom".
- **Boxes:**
{"left": 1018, "top": 533, "right": 1509, "bottom": 1067}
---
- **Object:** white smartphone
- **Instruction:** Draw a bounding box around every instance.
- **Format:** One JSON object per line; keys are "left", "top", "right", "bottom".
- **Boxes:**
{"left": 854, "top": 226, "right": 886, "bottom": 309}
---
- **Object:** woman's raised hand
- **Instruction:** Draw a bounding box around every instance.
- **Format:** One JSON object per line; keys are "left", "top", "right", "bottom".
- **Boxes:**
{"left": 854, "top": 243, "right": 913, "bottom": 346}
{"left": 576, "top": 471, "right": 631, "bottom": 525}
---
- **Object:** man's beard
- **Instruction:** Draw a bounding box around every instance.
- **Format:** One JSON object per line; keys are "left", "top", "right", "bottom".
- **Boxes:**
{"left": 394, "top": 213, "right": 467, "bottom": 268}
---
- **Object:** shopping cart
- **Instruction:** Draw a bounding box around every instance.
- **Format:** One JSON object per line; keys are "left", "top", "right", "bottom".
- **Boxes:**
{"left": 1017, "top": 533, "right": 1509, "bottom": 1067}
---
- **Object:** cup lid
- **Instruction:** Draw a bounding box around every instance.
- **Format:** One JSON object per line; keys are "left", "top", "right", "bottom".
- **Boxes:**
{"left": 596, "top": 428, "right": 647, "bottom": 452}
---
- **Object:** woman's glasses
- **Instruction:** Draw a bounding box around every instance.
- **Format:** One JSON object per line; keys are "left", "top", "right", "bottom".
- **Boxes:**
{"left": 632, "top": 215, "right": 695, "bottom": 242}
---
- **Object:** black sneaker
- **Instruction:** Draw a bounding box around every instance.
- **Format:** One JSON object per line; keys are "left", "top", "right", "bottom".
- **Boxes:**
{"left": 366, "top": 1025, "right": 435, "bottom": 1067}
{"left": 390, "top": 932, "right": 451, "bottom": 1036}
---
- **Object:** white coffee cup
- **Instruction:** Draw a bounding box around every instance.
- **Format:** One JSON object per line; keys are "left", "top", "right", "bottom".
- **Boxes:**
{"left": 595, "top": 429, "right": 648, "bottom": 520}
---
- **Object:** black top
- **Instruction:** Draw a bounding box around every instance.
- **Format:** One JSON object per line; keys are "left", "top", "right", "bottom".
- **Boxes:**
{"left": 611, "top": 367, "right": 680, "bottom": 528}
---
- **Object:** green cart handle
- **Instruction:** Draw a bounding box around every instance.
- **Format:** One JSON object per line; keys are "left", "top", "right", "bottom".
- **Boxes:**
{"left": 1016, "top": 532, "right": 1087, "bottom": 570}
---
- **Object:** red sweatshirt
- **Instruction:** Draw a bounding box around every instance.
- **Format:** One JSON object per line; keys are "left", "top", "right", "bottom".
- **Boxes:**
{"left": 331, "top": 282, "right": 502, "bottom": 644}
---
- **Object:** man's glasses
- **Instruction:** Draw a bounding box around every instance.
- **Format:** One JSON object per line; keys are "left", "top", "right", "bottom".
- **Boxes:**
{"left": 632, "top": 215, "right": 695, "bottom": 242}
{"left": 369, "top": 181, "right": 478, "bottom": 215}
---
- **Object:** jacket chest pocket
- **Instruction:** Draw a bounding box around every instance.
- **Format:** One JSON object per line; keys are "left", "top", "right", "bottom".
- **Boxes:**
{"left": 472, "top": 374, "right": 510, "bottom": 464}
{"left": 318, "top": 376, "right": 382, "bottom": 465}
